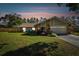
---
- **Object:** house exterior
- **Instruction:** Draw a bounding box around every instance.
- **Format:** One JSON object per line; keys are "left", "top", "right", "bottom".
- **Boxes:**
{"left": 17, "top": 16, "right": 75, "bottom": 34}
{"left": 34, "top": 17, "right": 72, "bottom": 34}
{"left": 18, "top": 23, "right": 36, "bottom": 32}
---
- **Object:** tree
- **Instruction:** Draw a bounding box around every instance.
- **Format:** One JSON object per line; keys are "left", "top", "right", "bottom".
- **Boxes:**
{"left": 4, "top": 13, "right": 23, "bottom": 27}
{"left": 53, "top": 16, "right": 59, "bottom": 20}
{"left": 57, "top": 3, "right": 79, "bottom": 28}
{"left": 27, "top": 18, "right": 30, "bottom": 23}
{"left": 57, "top": 3, "right": 79, "bottom": 13}
{"left": 36, "top": 18, "right": 39, "bottom": 23}
{"left": 26, "top": 17, "right": 39, "bottom": 23}
{"left": 23, "top": 18, "right": 26, "bottom": 23}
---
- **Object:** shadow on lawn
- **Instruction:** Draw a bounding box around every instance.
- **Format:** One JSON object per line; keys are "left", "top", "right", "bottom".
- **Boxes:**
{"left": 21, "top": 33, "right": 46, "bottom": 36}
{"left": 0, "top": 43, "right": 8, "bottom": 49}
{"left": 3, "top": 42, "right": 59, "bottom": 56}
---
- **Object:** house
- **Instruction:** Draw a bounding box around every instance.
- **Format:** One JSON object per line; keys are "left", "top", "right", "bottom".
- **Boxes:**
{"left": 17, "top": 16, "right": 74, "bottom": 34}
{"left": 34, "top": 17, "right": 73, "bottom": 35}
{"left": 18, "top": 23, "right": 36, "bottom": 32}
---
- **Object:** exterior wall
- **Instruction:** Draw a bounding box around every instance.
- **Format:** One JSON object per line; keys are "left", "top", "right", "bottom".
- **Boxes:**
{"left": 34, "top": 21, "right": 46, "bottom": 31}
{"left": 22, "top": 27, "right": 32, "bottom": 32}
{"left": 40, "top": 22, "right": 46, "bottom": 27}
{"left": 50, "top": 26, "right": 68, "bottom": 34}
{"left": 44, "top": 19, "right": 68, "bottom": 34}
{"left": 26, "top": 27, "right": 32, "bottom": 30}
{"left": 34, "top": 18, "right": 69, "bottom": 34}
{"left": 45, "top": 20, "right": 51, "bottom": 32}
{"left": 34, "top": 24, "right": 40, "bottom": 31}
{"left": 50, "top": 19, "right": 66, "bottom": 26}
{"left": 50, "top": 19, "right": 68, "bottom": 34}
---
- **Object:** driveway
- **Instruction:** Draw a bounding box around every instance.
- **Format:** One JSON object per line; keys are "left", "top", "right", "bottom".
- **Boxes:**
{"left": 58, "top": 34, "right": 79, "bottom": 48}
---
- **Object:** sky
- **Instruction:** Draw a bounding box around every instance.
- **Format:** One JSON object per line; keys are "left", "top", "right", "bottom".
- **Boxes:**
{"left": 0, "top": 3, "right": 76, "bottom": 19}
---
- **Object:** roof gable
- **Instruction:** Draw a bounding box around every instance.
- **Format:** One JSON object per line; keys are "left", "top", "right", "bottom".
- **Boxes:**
{"left": 19, "top": 23, "right": 36, "bottom": 28}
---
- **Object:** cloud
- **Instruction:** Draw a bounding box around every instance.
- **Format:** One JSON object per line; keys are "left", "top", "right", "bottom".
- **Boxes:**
{"left": 0, "top": 12, "right": 77, "bottom": 19}
{"left": 17, "top": 12, "right": 76, "bottom": 19}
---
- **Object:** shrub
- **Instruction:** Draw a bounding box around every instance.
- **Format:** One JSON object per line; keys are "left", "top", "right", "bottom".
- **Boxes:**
{"left": 48, "top": 33, "right": 57, "bottom": 37}
{"left": 25, "top": 30, "right": 37, "bottom": 35}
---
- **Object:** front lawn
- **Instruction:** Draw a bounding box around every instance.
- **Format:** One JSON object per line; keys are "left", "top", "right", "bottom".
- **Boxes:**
{"left": 72, "top": 32, "right": 79, "bottom": 36}
{"left": 0, "top": 32, "right": 79, "bottom": 56}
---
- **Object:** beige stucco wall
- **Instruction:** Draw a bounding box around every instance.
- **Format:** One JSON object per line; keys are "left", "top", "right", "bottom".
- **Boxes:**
{"left": 34, "top": 18, "right": 69, "bottom": 34}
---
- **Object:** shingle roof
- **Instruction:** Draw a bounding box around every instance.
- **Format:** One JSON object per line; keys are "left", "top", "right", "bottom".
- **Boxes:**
{"left": 19, "top": 23, "right": 36, "bottom": 28}
{"left": 34, "top": 17, "right": 68, "bottom": 27}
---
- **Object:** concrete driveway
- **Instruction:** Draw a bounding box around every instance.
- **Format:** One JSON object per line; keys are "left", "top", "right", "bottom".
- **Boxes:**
{"left": 58, "top": 34, "right": 79, "bottom": 48}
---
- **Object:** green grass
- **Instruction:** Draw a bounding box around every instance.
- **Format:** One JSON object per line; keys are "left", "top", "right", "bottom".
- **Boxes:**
{"left": 72, "top": 32, "right": 79, "bottom": 36}
{"left": 0, "top": 32, "right": 79, "bottom": 56}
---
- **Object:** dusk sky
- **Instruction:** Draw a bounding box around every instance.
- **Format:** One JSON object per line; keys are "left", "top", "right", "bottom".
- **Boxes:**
{"left": 0, "top": 3, "right": 76, "bottom": 19}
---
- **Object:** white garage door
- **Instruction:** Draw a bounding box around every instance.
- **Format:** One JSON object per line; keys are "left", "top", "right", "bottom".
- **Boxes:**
{"left": 50, "top": 26, "right": 67, "bottom": 34}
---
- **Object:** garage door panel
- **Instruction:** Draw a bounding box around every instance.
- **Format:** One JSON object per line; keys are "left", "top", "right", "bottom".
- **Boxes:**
{"left": 51, "top": 26, "right": 67, "bottom": 34}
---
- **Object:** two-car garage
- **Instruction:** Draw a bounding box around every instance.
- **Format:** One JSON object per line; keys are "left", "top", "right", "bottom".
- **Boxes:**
{"left": 50, "top": 26, "right": 68, "bottom": 35}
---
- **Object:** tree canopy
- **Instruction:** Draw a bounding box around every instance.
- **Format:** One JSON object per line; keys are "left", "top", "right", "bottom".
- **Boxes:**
{"left": 0, "top": 13, "right": 25, "bottom": 27}
{"left": 58, "top": 3, "right": 79, "bottom": 13}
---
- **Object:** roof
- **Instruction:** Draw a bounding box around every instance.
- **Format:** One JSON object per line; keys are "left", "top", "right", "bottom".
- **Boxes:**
{"left": 19, "top": 23, "right": 36, "bottom": 28}
{"left": 34, "top": 17, "right": 67, "bottom": 26}
{"left": 47, "top": 17, "right": 67, "bottom": 24}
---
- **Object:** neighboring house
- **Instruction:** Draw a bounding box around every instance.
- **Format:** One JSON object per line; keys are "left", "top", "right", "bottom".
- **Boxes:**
{"left": 34, "top": 17, "right": 72, "bottom": 34}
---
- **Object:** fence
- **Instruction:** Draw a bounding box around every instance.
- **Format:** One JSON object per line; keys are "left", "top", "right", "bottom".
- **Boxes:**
{"left": 0, "top": 28, "right": 22, "bottom": 32}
